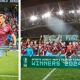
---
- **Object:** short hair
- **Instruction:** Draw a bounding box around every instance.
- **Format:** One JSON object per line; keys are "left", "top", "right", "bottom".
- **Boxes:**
{"left": 0, "top": 14, "right": 6, "bottom": 20}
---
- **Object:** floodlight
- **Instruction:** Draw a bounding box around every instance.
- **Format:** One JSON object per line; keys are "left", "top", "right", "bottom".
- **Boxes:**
{"left": 69, "top": 10, "right": 75, "bottom": 14}
{"left": 30, "top": 15, "right": 38, "bottom": 21}
{"left": 57, "top": 10, "right": 64, "bottom": 15}
{"left": 42, "top": 12, "right": 51, "bottom": 19}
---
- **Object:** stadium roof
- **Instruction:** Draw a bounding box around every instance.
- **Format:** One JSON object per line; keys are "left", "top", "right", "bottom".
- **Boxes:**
{"left": 22, "top": 0, "right": 79, "bottom": 8}
{"left": 22, "top": 0, "right": 80, "bottom": 36}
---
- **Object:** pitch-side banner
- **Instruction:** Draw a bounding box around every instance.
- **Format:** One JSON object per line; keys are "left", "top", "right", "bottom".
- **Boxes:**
{"left": 21, "top": 56, "right": 80, "bottom": 68}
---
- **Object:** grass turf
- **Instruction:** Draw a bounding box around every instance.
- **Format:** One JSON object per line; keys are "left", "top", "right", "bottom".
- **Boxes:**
{"left": 0, "top": 50, "right": 18, "bottom": 80}
{"left": 21, "top": 68, "right": 80, "bottom": 80}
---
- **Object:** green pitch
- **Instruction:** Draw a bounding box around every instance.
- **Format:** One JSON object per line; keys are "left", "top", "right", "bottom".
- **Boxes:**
{"left": 21, "top": 68, "right": 80, "bottom": 80}
{"left": 0, "top": 50, "right": 18, "bottom": 80}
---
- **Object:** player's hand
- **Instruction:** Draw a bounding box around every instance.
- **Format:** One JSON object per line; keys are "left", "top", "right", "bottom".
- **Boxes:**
{"left": 12, "top": 43, "right": 16, "bottom": 48}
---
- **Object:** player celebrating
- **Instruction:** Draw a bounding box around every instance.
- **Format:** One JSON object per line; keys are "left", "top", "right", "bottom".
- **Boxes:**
{"left": 0, "top": 14, "right": 16, "bottom": 57}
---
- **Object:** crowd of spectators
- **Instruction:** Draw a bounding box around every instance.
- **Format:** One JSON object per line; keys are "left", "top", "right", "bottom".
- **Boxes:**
{"left": 21, "top": 37, "right": 80, "bottom": 58}
{"left": 0, "top": 6, "right": 18, "bottom": 37}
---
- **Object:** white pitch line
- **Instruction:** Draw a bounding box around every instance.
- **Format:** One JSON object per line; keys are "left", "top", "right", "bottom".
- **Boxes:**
{"left": 0, "top": 75, "right": 18, "bottom": 78}
{"left": 42, "top": 68, "right": 56, "bottom": 80}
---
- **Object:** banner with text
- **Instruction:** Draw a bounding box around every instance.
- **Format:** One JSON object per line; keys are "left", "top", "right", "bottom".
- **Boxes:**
{"left": 21, "top": 56, "right": 80, "bottom": 68}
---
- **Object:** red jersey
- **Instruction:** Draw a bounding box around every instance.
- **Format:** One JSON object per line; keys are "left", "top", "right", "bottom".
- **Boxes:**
{"left": 66, "top": 44, "right": 72, "bottom": 52}
{"left": 0, "top": 24, "right": 13, "bottom": 46}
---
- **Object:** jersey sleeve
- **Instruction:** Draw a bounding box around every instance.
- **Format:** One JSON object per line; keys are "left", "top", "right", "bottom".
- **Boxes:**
{"left": 7, "top": 24, "right": 13, "bottom": 35}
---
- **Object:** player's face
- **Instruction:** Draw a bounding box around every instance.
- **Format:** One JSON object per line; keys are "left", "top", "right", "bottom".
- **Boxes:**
{"left": 0, "top": 16, "right": 5, "bottom": 27}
